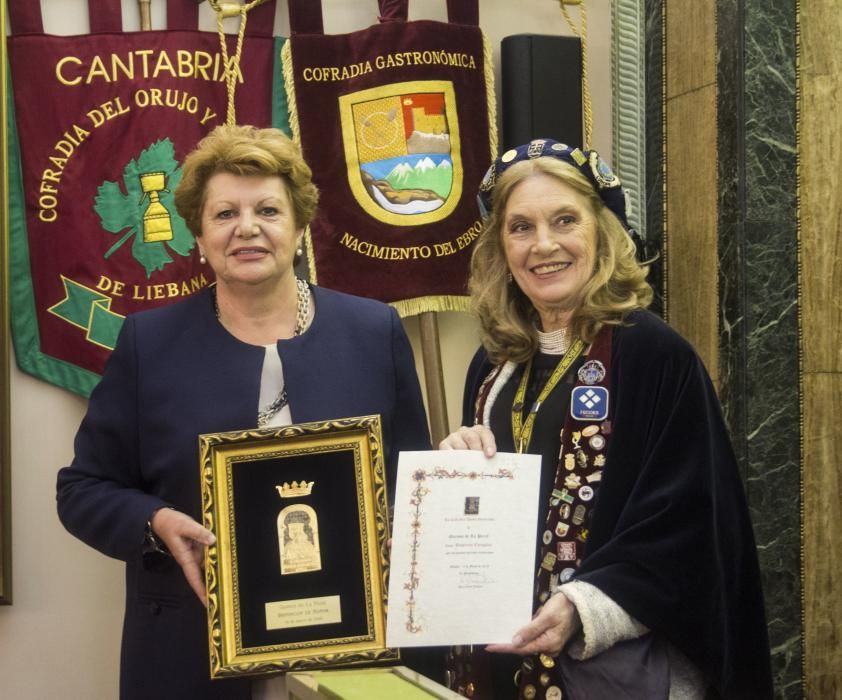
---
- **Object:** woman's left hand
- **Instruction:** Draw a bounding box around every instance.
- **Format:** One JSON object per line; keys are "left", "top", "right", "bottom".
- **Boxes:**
{"left": 486, "top": 592, "right": 582, "bottom": 657}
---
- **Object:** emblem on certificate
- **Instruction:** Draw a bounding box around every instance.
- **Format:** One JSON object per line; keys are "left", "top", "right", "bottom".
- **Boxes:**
{"left": 276, "top": 481, "right": 322, "bottom": 575}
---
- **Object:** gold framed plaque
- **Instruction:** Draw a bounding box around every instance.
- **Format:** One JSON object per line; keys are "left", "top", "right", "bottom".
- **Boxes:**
{"left": 199, "top": 415, "right": 396, "bottom": 679}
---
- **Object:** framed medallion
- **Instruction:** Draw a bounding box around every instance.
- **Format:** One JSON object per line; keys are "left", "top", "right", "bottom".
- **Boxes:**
{"left": 199, "top": 414, "right": 396, "bottom": 678}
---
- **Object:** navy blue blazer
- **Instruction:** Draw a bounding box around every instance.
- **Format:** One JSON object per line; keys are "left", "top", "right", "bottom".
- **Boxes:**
{"left": 57, "top": 284, "right": 431, "bottom": 700}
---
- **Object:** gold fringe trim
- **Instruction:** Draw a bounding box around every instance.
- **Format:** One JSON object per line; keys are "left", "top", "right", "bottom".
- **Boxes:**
{"left": 391, "top": 295, "right": 470, "bottom": 318}
{"left": 482, "top": 31, "right": 499, "bottom": 161}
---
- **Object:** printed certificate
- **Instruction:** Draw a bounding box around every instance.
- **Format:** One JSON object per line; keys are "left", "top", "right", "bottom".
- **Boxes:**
{"left": 386, "top": 450, "right": 541, "bottom": 647}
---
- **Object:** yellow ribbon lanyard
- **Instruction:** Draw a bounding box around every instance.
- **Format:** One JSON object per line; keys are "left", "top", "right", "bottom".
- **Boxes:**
{"left": 511, "top": 338, "right": 585, "bottom": 454}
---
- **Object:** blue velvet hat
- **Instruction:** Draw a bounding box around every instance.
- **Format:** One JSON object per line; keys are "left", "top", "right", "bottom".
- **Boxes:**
{"left": 477, "top": 138, "right": 634, "bottom": 238}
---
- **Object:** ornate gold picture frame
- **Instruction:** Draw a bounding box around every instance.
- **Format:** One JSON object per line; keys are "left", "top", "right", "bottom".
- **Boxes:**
{"left": 199, "top": 414, "right": 396, "bottom": 679}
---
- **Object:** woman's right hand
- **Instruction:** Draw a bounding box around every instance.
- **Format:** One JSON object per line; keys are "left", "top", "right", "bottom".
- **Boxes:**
{"left": 438, "top": 425, "right": 497, "bottom": 457}
{"left": 150, "top": 507, "right": 216, "bottom": 607}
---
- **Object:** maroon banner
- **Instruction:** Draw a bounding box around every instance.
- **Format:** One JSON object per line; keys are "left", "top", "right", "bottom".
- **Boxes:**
{"left": 283, "top": 0, "right": 496, "bottom": 315}
{"left": 7, "top": 0, "right": 277, "bottom": 395}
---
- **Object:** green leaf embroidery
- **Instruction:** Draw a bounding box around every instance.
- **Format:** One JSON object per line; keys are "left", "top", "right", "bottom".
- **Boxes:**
{"left": 94, "top": 139, "right": 195, "bottom": 278}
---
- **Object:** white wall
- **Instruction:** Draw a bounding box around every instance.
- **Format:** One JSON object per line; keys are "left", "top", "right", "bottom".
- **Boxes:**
{"left": 0, "top": 1, "right": 611, "bottom": 698}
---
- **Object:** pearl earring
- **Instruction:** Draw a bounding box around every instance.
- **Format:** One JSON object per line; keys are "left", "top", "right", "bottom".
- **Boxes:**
{"left": 199, "top": 254, "right": 207, "bottom": 265}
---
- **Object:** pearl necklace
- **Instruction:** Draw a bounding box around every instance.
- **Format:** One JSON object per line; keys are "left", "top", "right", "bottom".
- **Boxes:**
{"left": 537, "top": 326, "right": 570, "bottom": 355}
{"left": 212, "top": 278, "right": 311, "bottom": 337}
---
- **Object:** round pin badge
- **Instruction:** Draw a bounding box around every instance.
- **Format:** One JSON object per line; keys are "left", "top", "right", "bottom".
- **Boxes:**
{"left": 546, "top": 687, "right": 562, "bottom": 700}
{"left": 589, "top": 434, "right": 606, "bottom": 451}
{"left": 542, "top": 529, "right": 553, "bottom": 545}
{"left": 578, "top": 359, "right": 606, "bottom": 385}
{"left": 589, "top": 150, "right": 621, "bottom": 189}
{"left": 579, "top": 485, "right": 594, "bottom": 501}
{"left": 560, "top": 567, "right": 576, "bottom": 583}
{"left": 523, "top": 684, "right": 537, "bottom": 700}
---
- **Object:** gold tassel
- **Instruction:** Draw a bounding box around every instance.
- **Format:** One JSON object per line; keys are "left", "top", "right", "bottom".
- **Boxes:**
{"left": 560, "top": 0, "right": 593, "bottom": 150}
{"left": 207, "top": 0, "right": 270, "bottom": 125}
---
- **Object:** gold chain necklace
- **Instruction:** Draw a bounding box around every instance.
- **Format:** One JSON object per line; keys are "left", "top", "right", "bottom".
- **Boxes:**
{"left": 212, "top": 278, "right": 311, "bottom": 337}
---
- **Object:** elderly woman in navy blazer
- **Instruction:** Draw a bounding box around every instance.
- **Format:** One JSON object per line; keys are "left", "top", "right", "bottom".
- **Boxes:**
{"left": 56, "top": 125, "right": 431, "bottom": 700}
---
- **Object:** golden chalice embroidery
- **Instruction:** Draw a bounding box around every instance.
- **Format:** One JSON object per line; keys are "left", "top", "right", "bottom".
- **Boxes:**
{"left": 139, "top": 171, "right": 173, "bottom": 243}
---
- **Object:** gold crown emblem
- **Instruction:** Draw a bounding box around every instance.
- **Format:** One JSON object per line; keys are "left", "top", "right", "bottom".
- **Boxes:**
{"left": 275, "top": 481, "right": 315, "bottom": 498}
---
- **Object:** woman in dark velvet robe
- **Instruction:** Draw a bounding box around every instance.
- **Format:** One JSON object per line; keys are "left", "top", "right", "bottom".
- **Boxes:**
{"left": 439, "top": 139, "right": 772, "bottom": 700}
{"left": 56, "top": 125, "right": 433, "bottom": 700}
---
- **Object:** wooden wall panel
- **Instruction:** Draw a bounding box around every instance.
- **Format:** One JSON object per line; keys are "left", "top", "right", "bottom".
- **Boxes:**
{"left": 802, "top": 375, "right": 842, "bottom": 696}
{"left": 800, "top": 15, "right": 842, "bottom": 375}
{"left": 664, "top": 87, "right": 718, "bottom": 377}
{"left": 664, "top": 0, "right": 718, "bottom": 381}
{"left": 665, "top": 0, "right": 715, "bottom": 99}
{"left": 800, "top": 0, "right": 842, "bottom": 695}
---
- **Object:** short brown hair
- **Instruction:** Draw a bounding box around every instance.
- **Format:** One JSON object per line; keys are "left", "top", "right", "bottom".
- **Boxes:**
{"left": 470, "top": 157, "right": 653, "bottom": 364}
{"left": 174, "top": 125, "right": 319, "bottom": 237}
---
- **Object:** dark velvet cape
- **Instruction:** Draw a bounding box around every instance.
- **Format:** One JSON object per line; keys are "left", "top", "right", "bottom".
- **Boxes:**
{"left": 462, "top": 311, "right": 773, "bottom": 700}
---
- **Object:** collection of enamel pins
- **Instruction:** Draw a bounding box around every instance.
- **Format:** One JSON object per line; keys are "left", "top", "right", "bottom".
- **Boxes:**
{"left": 538, "top": 357, "right": 609, "bottom": 598}
{"left": 515, "top": 356, "right": 610, "bottom": 700}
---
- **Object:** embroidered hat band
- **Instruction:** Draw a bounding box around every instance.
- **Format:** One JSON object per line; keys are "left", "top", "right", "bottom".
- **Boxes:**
{"left": 477, "top": 138, "right": 634, "bottom": 239}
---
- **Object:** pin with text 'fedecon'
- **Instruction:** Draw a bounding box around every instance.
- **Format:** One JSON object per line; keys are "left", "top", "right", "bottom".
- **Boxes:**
{"left": 571, "top": 386, "right": 609, "bottom": 421}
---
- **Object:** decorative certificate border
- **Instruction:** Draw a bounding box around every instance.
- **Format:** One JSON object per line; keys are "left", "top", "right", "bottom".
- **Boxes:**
{"left": 403, "top": 467, "right": 513, "bottom": 633}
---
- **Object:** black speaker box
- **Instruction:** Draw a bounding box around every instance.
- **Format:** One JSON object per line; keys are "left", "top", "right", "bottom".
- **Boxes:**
{"left": 501, "top": 34, "right": 583, "bottom": 150}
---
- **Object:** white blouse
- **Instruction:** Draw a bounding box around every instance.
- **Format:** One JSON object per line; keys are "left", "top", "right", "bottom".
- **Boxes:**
{"left": 252, "top": 343, "right": 291, "bottom": 700}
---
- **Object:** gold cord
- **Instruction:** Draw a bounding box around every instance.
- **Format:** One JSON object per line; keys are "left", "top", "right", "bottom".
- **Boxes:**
{"left": 560, "top": 0, "right": 593, "bottom": 150}
{"left": 207, "top": 0, "right": 269, "bottom": 125}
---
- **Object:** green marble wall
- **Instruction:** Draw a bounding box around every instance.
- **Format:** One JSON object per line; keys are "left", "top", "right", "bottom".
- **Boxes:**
{"left": 646, "top": 0, "right": 800, "bottom": 696}
{"left": 717, "top": 0, "right": 799, "bottom": 697}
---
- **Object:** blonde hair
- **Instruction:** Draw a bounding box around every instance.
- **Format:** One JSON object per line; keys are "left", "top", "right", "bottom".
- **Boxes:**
{"left": 470, "top": 158, "right": 653, "bottom": 364}
{"left": 174, "top": 125, "right": 319, "bottom": 237}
